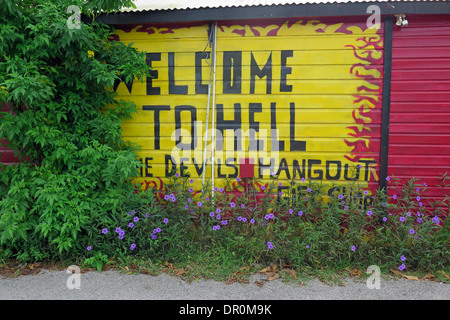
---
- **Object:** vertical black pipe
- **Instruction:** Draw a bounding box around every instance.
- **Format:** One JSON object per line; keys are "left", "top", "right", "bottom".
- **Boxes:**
{"left": 380, "top": 15, "right": 394, "bottom": 191}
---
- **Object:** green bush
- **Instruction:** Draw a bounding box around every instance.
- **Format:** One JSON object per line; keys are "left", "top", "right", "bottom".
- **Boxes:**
{"left": 0, "top": 0, "right": 150, "bottom": 261}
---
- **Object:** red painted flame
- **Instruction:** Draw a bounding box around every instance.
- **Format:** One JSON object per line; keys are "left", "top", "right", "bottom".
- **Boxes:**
{"left": 345, "top": 32, "right": 384, "bottom": 187}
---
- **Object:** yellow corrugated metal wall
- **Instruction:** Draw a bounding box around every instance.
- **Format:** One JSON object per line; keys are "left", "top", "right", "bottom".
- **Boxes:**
{"left": 114, "top": 18, "right": 383, "bottom": 198}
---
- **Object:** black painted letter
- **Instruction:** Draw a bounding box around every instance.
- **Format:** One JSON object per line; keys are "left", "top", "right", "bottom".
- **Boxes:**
{"left": 143, "top": 105, "right": 170, "bottom": 150}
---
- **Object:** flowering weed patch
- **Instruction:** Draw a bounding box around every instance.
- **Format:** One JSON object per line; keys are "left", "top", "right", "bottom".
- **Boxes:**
{"left": 84, "top": 173, "right": 449, "bottom": 275}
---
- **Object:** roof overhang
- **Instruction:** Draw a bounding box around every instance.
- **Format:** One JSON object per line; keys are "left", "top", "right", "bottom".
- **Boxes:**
{"left": 96, "top": 1, "right": 450, "bottom": 25}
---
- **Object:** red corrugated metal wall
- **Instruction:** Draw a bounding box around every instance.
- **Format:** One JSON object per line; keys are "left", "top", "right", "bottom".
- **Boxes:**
{"left": 0, "top": 103, "right": 18, "bottom": 165}
{"left": 389, "top": 14, "right": 450, "bottom": 205}
{"left": 0, "top": 103, "right": 17, "bottom": 164}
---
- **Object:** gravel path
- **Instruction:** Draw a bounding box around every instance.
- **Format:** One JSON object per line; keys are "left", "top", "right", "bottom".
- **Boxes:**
{"left": 0, "top": 268, "right": 448, "bottom": 300}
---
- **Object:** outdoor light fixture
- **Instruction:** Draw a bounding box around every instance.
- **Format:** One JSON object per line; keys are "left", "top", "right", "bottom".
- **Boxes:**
{"left": 395, "top": 14, "right": 408, "bottom": 27}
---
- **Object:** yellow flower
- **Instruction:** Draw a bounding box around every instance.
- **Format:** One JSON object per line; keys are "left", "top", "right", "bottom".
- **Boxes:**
{"left": 87, "top": 50, "right": 94, "bottom": 58}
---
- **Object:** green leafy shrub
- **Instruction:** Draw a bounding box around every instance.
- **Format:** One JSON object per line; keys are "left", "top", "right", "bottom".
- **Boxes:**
{"left": 0, "top": 0, "right": 150, "bottom": 262}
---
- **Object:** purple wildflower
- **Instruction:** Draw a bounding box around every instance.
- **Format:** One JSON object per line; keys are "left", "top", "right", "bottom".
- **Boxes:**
{"left": 241, "top": 204, "right": 245, "bottom": 208}
{"left": 164, "top": 195, "right": 169, "bottom": 201}
{"left": 401, "top": 255, "right": 406, "bottom": 261}
{"left": 298, "top": 211, "right": 303, "bottom": 216}
{"left": 289, "top": 208, "right": 294, "bottom": 214}
{"left": 129, "top": 222, "right": 134, "bottom": 228}
{"left": 267, "top": 242, "right": 273, "bottom": 250}
{"left": 197, "top": 202, "right": 202, "bottom": 207}
{"left": 399, "top": 216, "right": 406, "bottom": 222}
{"left": 216, "top": 208, "right": 221, "bottom": 214}
{"left": 351, "top": 246, "right": 356, "bottom": 252}
{"left": 102, "top": 228, "right": 108, "bottom": 234}
{"left": 367, "top": 210, "right": 373, "bottom": 216}
{"left": 87, "top": 246, "right": 92, "bottom": 251}
{"left": 133, "top": 216, "right": 139, "bottom": 222}
{"left": 237, "top": 177, "right": 241, "bottom": 182}
{"left": 209, "top": 212, "right": 215, "bottom": 218}
{"left": 432, "top": 216, "right": 439, "bottom": 225}
{"left": 175, "top": 173, "right": 180, "bottom": 177}
{"left": 383, "top": 217, "right": 387, "bottom": 222}
{"left": 261, "top": 185, "right": 266, "bottom": 191}
{"left": 393, "top": 194, "right": 397, "bottom": 200}
{"left": 230, "top": 202, "right": 236, "bottom": 208}
{"left": 250, "top": 219, "right": 255, "bottom": 224}
{"left": 130, "top": 243, "right": 136, "bottom": 250}
{"left": 307, "top": 188, "right": 311, "bottom": 193}
{"left": 216, "top": 214, "right": 221, "bottom": 220}
{"left": 163, "top": 218, "right": 169, "bottom": 224}
{"left": 399, "top": 264, "right": 405, "bottom": 271}
{"left": 409, "top": 229, "right": 415, "bottom": 235}
{"left": 189, "top": 179, "right": 194, "bottom": 183}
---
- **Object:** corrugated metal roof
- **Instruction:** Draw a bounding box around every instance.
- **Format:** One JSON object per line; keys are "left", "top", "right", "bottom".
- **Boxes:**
{"left": 122, "top": 0, "right": 448, "bottom": 12}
